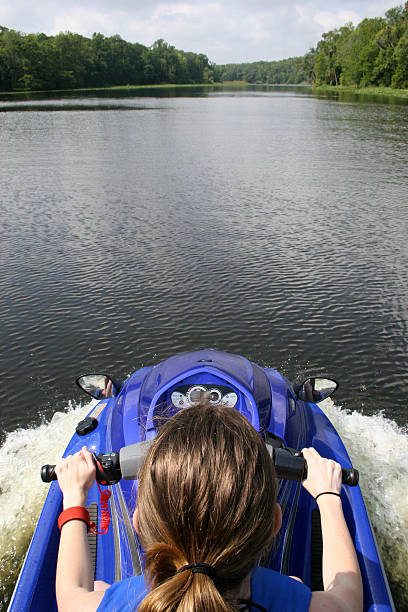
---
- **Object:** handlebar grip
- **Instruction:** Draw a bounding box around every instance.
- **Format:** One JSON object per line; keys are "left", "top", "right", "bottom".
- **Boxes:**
{"left": 303, "top": 462, "right": 359, "bottom": 486}
{"left": 342, "top": 467, "right": 359, "bottom": 486}
{"left": 272, "top": 448, "right": 359, "bottom": 487}
{"left": 40, "top": 453, "right": 122, "bottom": 485}
{"left": 41, "top": 464, "right": 57, "bottom": 482}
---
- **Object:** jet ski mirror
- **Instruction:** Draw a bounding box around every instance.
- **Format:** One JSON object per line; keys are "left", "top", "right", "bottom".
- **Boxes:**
{"left": 76, "top": 374, "right": 120, "bottom": 399}
{"left": 296, "top": 377, "right": 339, "bottom": 403}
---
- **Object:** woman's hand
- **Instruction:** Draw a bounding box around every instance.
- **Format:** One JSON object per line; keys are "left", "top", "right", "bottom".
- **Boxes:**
{"left": 55, "top": 446, "right": 96, "bottom": 509}
{"left": 301, "top": 447, "right": 342, "bottom": 499}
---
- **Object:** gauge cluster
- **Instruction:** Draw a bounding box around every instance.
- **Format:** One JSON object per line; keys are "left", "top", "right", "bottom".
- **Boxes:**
{"left": 171, "top": 384, "right": 238, "bottom": 409}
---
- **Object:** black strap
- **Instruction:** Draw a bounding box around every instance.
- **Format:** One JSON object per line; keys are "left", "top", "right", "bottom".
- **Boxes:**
{"left": 238, "top": 600, "right": 269, "bottom": 612}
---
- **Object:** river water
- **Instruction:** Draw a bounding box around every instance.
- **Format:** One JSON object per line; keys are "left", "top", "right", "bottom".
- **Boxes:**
{"left": 0, "top": 85, "right": 407, "bottom": 608}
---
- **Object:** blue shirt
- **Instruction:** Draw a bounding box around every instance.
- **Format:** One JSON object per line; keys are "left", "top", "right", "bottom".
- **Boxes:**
{"left": 96, "top": 567, "right": 312, "bottom": 611}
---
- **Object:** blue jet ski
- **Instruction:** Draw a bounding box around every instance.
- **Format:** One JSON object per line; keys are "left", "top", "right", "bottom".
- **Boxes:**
{"left": 9, "top": 349, "right": 395, "bottom": 611}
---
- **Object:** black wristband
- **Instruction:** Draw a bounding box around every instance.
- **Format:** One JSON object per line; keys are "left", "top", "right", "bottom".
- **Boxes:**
{"left": 315, "top": 491, "right": 341, "bottom": 502}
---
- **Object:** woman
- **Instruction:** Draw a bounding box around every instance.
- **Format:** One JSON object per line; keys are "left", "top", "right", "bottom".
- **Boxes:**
{"left": 55, "top": 403, "right": 363, "bottom": 612}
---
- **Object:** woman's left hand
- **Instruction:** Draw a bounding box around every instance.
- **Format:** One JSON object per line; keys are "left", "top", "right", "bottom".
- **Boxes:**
{"left": 55, "top": 446, "right": 96, "bottom": 509}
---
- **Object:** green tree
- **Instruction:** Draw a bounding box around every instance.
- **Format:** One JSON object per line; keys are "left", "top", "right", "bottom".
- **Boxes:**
{"left": 54, "top": 32, "right": 93, "bottom": 89}
{"left": 18, "top": 33, "right": 59, "bottom": 90}
{"left": 301, "top": 48, "right": 316, "bottom": 82}
{"left": 373, "top": 4, "right": 408, "bottom": 86}
{"left": 314, "top": 27, "right": 351, "bottom": 85}
{"left": 338, "top": 19, "right": 383, "bottom": 86}
{"left": 0, "top": 28, "right": 24, "bottom": 90}
{"left": 391, "top": 23, "right": 408, "bottom": 86}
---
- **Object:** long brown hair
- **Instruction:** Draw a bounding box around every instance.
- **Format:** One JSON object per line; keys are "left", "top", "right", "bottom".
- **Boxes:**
{"left": 137, "top": 402, "right": 278, "bottom": 611}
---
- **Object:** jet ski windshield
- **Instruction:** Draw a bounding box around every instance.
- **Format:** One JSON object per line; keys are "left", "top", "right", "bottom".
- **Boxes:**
{"left": 135, "top": 349, "right": 273, "bottom": 439}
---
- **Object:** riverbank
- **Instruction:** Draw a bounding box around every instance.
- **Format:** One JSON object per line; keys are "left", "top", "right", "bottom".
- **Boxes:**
{"left": 0, "top": 82, "right": 220, "bottom": 96}
{"left": 1, "top": 82, "right": 407, "bottom": 103}
{"left": 312, "top": 84, "right": 408, "bottom": 100}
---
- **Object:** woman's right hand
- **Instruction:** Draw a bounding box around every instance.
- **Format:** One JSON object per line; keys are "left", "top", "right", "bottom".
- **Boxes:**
{"left": 301, "top": 447, "right": 342, "bottom": 499}
{"left": 55, "top": 446, "right": 96, "bottom": 509}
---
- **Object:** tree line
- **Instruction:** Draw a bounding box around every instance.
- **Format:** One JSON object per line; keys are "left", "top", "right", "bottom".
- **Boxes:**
{"left": 217, "top": 3, "right": 408, "bottom": 88}
{"left": 215, "top": 57, "right": 307, "bottom": 85}
{"left": 1, "top": 3, "right": 407, "bottom": 93}
{"left": 0, "top": 30, "right": 216, "bottom": 92}
{"left": 309, "top": 3, "right": 408, "bottom": 87}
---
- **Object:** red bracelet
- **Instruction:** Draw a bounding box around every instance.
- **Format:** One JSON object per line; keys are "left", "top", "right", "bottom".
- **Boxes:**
{"left": 58, "top": 506, "right": 90, "bottom": 532}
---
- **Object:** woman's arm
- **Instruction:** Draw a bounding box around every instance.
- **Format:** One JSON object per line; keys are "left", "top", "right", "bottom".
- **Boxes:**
{"left": 302, "top": 448, "right": 363, "bottom": 612}
{"left": 55, "top": 447, "right": 106, "bottom": 612}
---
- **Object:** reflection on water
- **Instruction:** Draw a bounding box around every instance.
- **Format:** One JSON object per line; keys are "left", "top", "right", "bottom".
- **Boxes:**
{"left": 0, "top": 103, "right": 154, "bottom": 112}
{"left": 312, "top": 88, "right": 408, "bottom": 106}
{"left": 1, "top": 83, "right": 408, "bottom": 106}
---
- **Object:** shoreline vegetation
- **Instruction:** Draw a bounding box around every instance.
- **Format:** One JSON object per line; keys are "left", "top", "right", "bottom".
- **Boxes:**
{"left": 1, "top": 3, "right": 407, "bottom": 96}
{"left": 1, "top": 82, "right": 408, "bottom": 102}
{"left": 312, "top": 84, "right": 408, "bottom": 99}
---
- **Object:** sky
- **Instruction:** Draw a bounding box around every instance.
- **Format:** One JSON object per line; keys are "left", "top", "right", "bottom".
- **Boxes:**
{"left": 0, "top": 0, "right": 401, "bottom": 64}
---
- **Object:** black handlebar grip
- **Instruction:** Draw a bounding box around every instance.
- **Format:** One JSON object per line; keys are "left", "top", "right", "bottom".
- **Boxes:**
{"left": 41, "top": 464, "right": 57, "bottom": 482}
{"left": 342, "top": 467, "right": 359, "bottom": 486}
{"left": 40, "top": 453, "right": 122, "bottom": 485}
{"left": 41, "top": 453, "right": 359, "bottom": 486}
{"left": 302, "top": 459, "right": 359, "bottom": 486}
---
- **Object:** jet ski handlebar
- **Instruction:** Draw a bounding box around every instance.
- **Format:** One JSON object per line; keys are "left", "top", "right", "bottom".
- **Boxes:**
{"left": 272, "top": 447, "right": 359, "bottom": 487}
{"left": 41, "top": 442, "right": 359, "bottom": 487}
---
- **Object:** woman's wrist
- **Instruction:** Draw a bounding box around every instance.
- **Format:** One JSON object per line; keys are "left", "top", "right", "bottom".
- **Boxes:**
{"left": 63, "top": 491, "right": 88, "bottom": 510}
{"left": 316, "top": 493, "right": 342, "bottom": 511}
{"left": 315, "top": 491, "right": 341, "bottom": 502}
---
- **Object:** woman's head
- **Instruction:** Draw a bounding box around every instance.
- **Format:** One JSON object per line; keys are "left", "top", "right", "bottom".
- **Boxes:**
{"left": 136, "top": 402, "right": 279, "bottom": 611}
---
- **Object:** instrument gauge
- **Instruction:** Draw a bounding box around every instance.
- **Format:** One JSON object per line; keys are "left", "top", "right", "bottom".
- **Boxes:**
{"left": 208, "top": 388, "right": 222, "bottom": 403}
{"left": 222, "top": 392, "right": 238, "bottom": 408}
{"left": 187, "top": 386, "right": 207, "bottom": 404}
{"left": 171, "top": 386, "right": 238, "bottom": 409}
{"left": 170, "top": 391, "right": 188, "bottom": 408}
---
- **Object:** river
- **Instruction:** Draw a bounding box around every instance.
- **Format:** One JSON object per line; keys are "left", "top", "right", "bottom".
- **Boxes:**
{"left": 0, "top": 84, "right": 407, "bottom": 609}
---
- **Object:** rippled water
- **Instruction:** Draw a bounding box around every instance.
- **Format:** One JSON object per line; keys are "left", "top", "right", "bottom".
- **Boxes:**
{"left": 1, "top": 85, "right": 408, "bottom": 608}
{"left": 1, "top": 86, "right": 408, "bottom": 431}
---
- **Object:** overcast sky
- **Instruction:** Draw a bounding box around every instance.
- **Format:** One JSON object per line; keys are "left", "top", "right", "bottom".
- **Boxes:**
{"left": 0, "top": 0, "right": 400, "bottom": 64}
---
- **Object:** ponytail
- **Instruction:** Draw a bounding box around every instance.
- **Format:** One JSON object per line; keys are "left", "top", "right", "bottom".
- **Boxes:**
{"left": 137, "top": 403, "right": 277, "bottom": 611}
{"left": 138, "top": 544, "right": 234, "bottom": 612}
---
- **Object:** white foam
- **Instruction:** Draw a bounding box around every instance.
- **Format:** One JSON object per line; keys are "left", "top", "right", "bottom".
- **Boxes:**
{"left": 0, "top": 400, "right": 95, "bottom": 603}
{"left": 320, "top": 398, "right": 408, "bottom": 597}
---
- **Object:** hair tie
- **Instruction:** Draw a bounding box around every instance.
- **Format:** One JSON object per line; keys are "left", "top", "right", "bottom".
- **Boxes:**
{"left": 177, "top": 563, "right": 217, "bottom": 581}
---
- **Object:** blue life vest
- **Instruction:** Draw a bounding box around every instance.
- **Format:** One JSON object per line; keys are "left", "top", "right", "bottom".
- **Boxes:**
{"left": 96, "top": 566, "right": 311, "bottom": 611}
